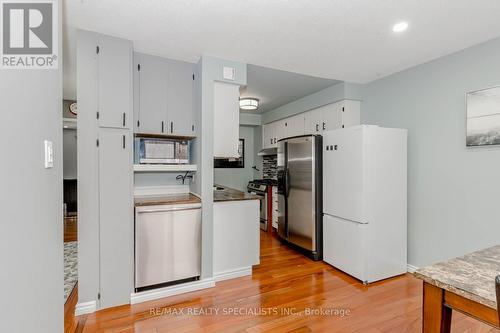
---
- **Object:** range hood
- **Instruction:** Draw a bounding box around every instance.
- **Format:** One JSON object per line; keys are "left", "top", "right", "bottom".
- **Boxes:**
{"left": 258, "top": 147, "right": 277, "bottom": 156}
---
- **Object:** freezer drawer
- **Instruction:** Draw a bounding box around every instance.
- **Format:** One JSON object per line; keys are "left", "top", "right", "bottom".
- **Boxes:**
{"left": 135, "top": 203, "right": 201, "bottom": 289}
{"left": 323, "top": 214, "right": 367, "bottom": 282}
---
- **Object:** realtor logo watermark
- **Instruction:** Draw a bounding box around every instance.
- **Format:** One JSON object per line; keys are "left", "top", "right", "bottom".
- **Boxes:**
{"left": 1, "top": 0, "right": 58, "bottom": 69}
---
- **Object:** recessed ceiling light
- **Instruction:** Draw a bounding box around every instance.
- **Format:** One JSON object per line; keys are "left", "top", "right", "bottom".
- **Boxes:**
{"left": 239, "top": 97, "right": 259, "bottom": 111}
{"left": 393, "top": 21, "right": 409, "bottom": 33}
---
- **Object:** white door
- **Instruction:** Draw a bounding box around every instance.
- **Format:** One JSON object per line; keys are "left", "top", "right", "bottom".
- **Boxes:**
{"left": 262, "top": 124, "right": 274, "bottom": 149}
{"left": 341, "top": 100, "right": 361, "bottom": 128}
{"left": 322, "top": 127, "right": 366, "bottom": 223}
{"left": 322, "top": 102, "right": 342, "bottom": 131}
{"left": 274, "top": 120, "right": 286, "bottom": 145}
{"left": 304, "top": 108, "right": 322, "bottom": 134}
{"left": 213, "top": 81, "right": 240, "bottom": 158}
{"left": 323, "top": 214, "right": 367, "bottom": 281}
{"left": 98, "top": 35, "right": 132, "bottom": 129}
{"left": 136, "top": 53, "right": 168, "bottom": 134}
{"left": 98, "top": 128, "right": 133, "bottom": 308}
{"left": 285, "top": 114, "right": 305, "bottom": 138}
{"left": 167, "top": 60, "right": 195, "bottom": 136}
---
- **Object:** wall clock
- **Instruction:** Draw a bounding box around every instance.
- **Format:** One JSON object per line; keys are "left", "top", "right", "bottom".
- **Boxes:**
{"left": 69, "top": 102, "right": 77, "bottom": 115}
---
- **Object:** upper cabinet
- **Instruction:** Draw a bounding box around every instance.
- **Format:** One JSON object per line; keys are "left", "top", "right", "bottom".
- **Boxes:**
{"left": 214, "top": 81, "right": 240, "bottom": 158}
{"left": 97, "top": 35, "right": 133, "bottom": 129}
{"left": 134, "top": 53, "right": 168, "bottom": 134}
{"left": 262, "top": 100, "right": 361, "bottom": 148}
{"left": 284, "top": 114, "right": 305, "bottom": 138}
{"left": 304, "top": 100, "right": 361, "bottom": 135}
{"left": 166, "top": 59, "right": 195, "bottom": 136}
{"left": 304, "top": 108, "right": 322, "bottom": 134}
{"left": 133, "top": 52, "right": 195, "bottom": 137}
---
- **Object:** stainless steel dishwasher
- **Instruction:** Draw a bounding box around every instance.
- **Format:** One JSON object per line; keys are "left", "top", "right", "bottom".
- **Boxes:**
{"left": 135, "top": 202, "right": 201, "bottom": 291}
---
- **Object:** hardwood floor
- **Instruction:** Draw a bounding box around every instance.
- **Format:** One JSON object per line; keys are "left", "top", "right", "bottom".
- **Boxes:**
{"left": 64, "top": 215, "right": 78, "bottom": 243}
{"left": 66, "top": 231, "right": 499, "bottom": 333}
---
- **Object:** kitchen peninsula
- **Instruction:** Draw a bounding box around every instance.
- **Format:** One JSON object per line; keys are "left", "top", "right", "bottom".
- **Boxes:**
{"left": 213, "top": 185, "right": 261, "bottom": 281}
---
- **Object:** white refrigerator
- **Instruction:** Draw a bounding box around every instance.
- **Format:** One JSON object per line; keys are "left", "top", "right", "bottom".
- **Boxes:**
{"left": 322, "top": 125, "right": 407, "bottom": 284}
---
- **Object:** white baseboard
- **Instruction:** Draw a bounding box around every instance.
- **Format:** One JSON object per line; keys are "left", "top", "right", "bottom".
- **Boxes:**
{"left": 130, "top": 278, "right": 215, "bottom": 305}
{"left": 75, "top": 300, "right": 97, "bottom": 316}
{"left": 214, "top": 267, "right": 252, "bottom": 282}
{"left": 407, "top": 264, "right": 418, "bottom": 273}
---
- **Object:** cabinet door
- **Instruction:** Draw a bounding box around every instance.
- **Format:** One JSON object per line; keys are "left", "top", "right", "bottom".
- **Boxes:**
{"left": 167, "top": 60, "right": 195, "bottom": 136}
{"left": 135, "top": 53, "right": 168, "bottom": 134}
{"left": 274, "top": 120, "right": 286, "bottom": 145}
{"left": 98, "top": 128, "right": 133, "bottom": 308}
{"left": 262, "top": 124, "right": 274, "bottom": 149}
{"left": 98, "top": 35, "right": 132, "bottom": 129}
{"left": 341, "top": 100, "right": 361, "bottom": 128}
{"left": 304, "top": 108, "right": 322, "bottom": 134}
{"left": 322, "top": 102, "right": 342, "bottom": 132}
{"left": 214, "top": 82, "right": 240, "bottom": 158}
{"left": 284, "top": 114, "right": 305, "bottom": 138}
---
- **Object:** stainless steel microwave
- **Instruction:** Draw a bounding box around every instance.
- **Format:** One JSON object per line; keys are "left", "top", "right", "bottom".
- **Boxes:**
{"left": 134, "top": 138, "right": 190, "bottom": 164}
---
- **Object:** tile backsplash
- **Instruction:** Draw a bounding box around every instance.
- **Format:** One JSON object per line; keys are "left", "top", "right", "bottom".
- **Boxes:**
{"left": 263, "top": 155, "right": 277, "bottom": 179}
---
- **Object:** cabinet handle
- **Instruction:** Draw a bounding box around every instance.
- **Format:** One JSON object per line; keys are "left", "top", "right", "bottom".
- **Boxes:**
{"left": 122, "top": 135, "right": 126, "bottom": 149}
{"left": 270, "top": 138, "right": 272, "bottom": 145}
{"left": 161, "top": 121, "right": 164, "bottom": 133}
{"left": 171, "top": 122, "right": 173, "bottom": 133}
{"left": 122, "top": 113, "right": 126, "bottom": 127}
{"left": 316, "top": 124, "right": 319, "bottom": 132}
{"left": 323, "top": 122, "right": 326, "bottom": 130}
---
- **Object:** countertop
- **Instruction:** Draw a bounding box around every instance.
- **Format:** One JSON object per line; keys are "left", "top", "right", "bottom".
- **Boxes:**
{"left": 214, "top": 185, "right": 261, "bottom": 202}
{"left": 413, "top": 245, "right": 500, "bottom": 309}
{"left": 134, "top": 193, "right": 201, "bottom": 207}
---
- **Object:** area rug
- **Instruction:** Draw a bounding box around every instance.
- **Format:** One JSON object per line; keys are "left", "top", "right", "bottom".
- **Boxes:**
{"left": 64, "top": 241, "right": 78, "bottom": 302}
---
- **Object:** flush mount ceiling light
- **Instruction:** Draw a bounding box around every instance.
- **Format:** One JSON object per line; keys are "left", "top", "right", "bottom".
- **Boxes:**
{"left": 239, "top": 97, "right": 259, "bottom": 111}
{"left": 392, "top": 21, "right": 409, "bottom": 33}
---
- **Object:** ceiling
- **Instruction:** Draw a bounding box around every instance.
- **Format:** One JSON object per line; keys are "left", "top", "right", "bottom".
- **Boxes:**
{"left": 64, "top": 0, "right": 500, "bottom": 85}
{"left": 240, "top": 64, "right": 340, "bottom": 114}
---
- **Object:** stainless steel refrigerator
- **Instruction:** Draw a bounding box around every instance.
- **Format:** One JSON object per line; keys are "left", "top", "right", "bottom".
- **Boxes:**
{"left": 277, "top": 135, "right": 323, "bottom": 260}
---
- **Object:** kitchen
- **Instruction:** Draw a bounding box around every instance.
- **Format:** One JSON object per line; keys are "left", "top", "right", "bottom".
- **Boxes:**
{"left": 6, "top": 2, "right": 500, "bottom": 333}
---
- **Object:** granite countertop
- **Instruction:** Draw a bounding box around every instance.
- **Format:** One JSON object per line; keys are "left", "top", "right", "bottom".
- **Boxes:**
{"left": 134, "top": 193, "right": 201, "bottom": 206}
{"left": 414, "top": 245, "right": 500, "bottom": 309}
{"left": 214, "top": 184, "right": 261, "bottom": 202}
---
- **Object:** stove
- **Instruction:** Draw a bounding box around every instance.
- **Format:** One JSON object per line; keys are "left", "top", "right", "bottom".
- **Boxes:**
{"left": 247, "top": 179, "right": 277, "bottom": 232}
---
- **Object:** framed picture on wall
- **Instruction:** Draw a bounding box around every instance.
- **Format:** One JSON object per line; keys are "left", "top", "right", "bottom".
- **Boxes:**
{"left": 214, "top": 139, "right": 245, "bottom": 168}
{"left": 466, "top": 86, "right": 500, "bottom": 146}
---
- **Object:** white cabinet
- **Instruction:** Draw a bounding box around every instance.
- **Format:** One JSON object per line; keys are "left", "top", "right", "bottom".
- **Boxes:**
{"left": 167, "top": 60, "right": 195, "bottom": 136}
{"left": 214, "top": 81, "right": 240, "bottom": 158}
{"left": 97, "top": 35, "right": 133, "bottom": 129}
{"left": 321, "top": 103, "right": 342, "bottom": 132}
{"left": 134, "top": 53, "right": 168, "bottom": 134}
{"left": 284, "top": 114, "right": 305, "bottom": 138}
{"left": 98, "top": 128, "right": 133, "bottom": 308}
{"left": 304, "top": 100, "right": 360, "bottom": 135}
{"left": 78, "top": 30, "right": 134, "bottom": 310}
{"left": 262, "top": 123, "right": 274, "bottom": 149}
{"left": 304, "top": 108, "right": 323, "bottom": 134}
{"left": 341, "top": 100, "right": 361, "bottom": 128}
{"left": 213, "top": 200, "right": 260, "bottom": 279}
{"left": 134, "top": 52, "right": 195, "bottom": 136}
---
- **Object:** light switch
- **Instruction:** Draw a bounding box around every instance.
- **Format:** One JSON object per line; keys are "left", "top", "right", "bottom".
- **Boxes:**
{"left": 223, "top": 66, "right": 235, "bottom": 80}
{"left": 44, "top": 140, "right": 54, "bottom": 169}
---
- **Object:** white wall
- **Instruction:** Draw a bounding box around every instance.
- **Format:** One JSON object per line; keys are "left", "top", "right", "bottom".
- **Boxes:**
{"left": 362, "top": 37, "right": 500, "bottom": 268}
{"left": 214, "top": 126, "right": 255, "bottom": 191}
{"left": 0, "top": 11, "right": 63, "bottom": 333}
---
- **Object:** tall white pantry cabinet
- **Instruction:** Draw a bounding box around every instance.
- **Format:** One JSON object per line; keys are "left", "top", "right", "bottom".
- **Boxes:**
{"left": 77, "top": 30, "right": 134, "bottom": 310}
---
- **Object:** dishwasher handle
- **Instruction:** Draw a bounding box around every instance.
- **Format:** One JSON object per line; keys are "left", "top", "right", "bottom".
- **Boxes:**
{"left": 136, "top": 203, "right": 201, "bottom": 213}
